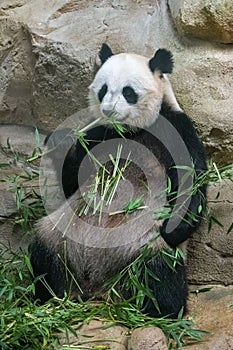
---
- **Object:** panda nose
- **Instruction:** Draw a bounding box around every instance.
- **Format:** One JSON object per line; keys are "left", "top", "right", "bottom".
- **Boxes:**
{"left": 102, "top": 108, "right": 113, "bottom": 118}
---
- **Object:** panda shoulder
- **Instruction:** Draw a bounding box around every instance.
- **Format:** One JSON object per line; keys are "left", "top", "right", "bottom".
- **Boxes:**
{"left": 160, "top": 101, "right": 199, "bottom": 138}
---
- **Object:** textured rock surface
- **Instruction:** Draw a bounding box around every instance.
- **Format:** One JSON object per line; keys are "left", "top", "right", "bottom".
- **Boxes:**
{"left": 0, "top": 124, "right": 46, "bottom": 155}
{"left": 0, "top": 124, "right": 46, "bottom": 214}
{"left": 188, "top": 180, "right": 233, "bottom": 285}
{"left": 171, "top": 49, "right": 233, "bottom": 163}
{"left": 59, "top": 320, "right": 128, "bottom": 350}
{"left": 0, "top": 18, "right": 35, "bottom": 125}
{"left": 58, "top": 286, "right": 233, "bottom": 349}
{"left": 0, "top": 0, "right": 232, "bottom": 162}
{"left": 129, "top": 327, "right": 168, "bottom": 350}
{"left": 0, "top": 0, "right": 178, "bottom": 130}
{"left": 0, "top": 125, "right": 46, "bottom": 251}
{"left": 187, "top": 285, "right": 233, "bottom": 350}
{"left": 169, "top": 0, "right": 233, "bottom": 43}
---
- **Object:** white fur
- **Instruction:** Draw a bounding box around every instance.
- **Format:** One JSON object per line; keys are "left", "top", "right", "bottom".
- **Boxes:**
{"left": 163, "top": 75, "right": 183, "bottom": 112}
{"left": 89, "top": 52, "right": 181, "bottom": 128}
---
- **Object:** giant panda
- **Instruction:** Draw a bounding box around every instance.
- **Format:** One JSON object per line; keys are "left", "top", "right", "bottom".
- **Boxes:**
{"left": 30, "top": 43, "right": 207, "bottom": 318}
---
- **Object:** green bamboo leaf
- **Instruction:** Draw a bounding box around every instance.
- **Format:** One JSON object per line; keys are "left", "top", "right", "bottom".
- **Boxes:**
{"left": 167, "top": 177, "right": 172, "bottom": 194}
{"left": 6, "top": 137, "right": 12, "bottom": 150}
{"left": 209, "top": 215, "right": 224, "bottom": 228}
{"left": 227, "top": 222, "right": 233, "bottom": 234}
{"left": 0, "top": 163, "right": 10, "bottom": 168}
{"left": 24, "top": 255, "right": 34, "bottom": 276}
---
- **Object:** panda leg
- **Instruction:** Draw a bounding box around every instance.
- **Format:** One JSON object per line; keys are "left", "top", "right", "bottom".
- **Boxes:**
{"left": 30, "top": 238, "right": 68, "bottom": 303}
{"left": 142, "top": 254, "right": 188, "bottom": 319}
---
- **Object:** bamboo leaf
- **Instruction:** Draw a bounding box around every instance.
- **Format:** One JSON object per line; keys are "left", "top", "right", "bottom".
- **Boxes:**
{"left": 227, "top": 222, "right": 233, "bottom": 234}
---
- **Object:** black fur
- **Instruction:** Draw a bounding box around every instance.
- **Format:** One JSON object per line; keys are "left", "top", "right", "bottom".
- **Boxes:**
{"left": 149, "top": 49, "right": 173, "bottom": 74}
{"left": 99, "top": 43, "right": 114, "bottom": 65}
{"left": 122, "top": 86, "right": 138, "bottom": 104}
{"left": 157, "top": 102, "right": 207, "bottom": 246}
{"left": 98, "top": 83, "right": 108, "bottom": 102}
{"left": 30, "top": 238, "right": 68, "bottom": 303}
{"left": 143, "top": 255, "right": 188, "bottom": 317}
{"left": 44, "top": 128, "right": 80, "bottom": 198}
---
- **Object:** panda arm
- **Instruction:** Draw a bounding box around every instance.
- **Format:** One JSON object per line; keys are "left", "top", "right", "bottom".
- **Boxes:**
{"left": 159, "top": 102, "right": 207, "bottom": 247}
{"left": 45, "top": 125, "right": 119, "bottom": 198}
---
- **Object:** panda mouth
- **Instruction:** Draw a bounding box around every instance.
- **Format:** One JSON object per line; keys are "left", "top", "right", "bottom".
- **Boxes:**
{"left": 115, "top": 113, "right": 128, "bottom": 121}
{"left": 102, "top": 109, "right": 128, "bottom": 122}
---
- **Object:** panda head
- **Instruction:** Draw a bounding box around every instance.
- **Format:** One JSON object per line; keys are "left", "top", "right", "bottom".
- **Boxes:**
{"left": 89, "top": 43, "right": 173, "bottom": 128}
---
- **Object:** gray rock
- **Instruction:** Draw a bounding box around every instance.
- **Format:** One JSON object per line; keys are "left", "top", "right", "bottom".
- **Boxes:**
{"left": 188, "top": 180, "right": 233, "bottom": 285}
{"left": 0, "top": 190, "right": 17, "bottom": 218}
{"left": 129, "top": 327, "right": 168, "bottom": 350}
{"left": 0, "top": 124, "right": 45, "bottom": 251}
{"left": 168, "top": 0, "right": 233, "bottom": 43}
{"left": 187, "top": 285, "right": 233, "bottom": 350}
{"left": 170, "top": 48, "right": 233, "bottom": 163}
{"left": 0, "top": 124, "right": 46, "bottom": 155}
{"left": 0, "top": 0, "right": 233, "bottom": 162}
{"left": 0, "top": 0, "right": 180, "bottom": 130}
{"left": 0, "top": 17, "right": 35, "bottom": 126}
{"left": 0, "top": 220, "right": 31, "bottom": 253}
{"left": 59, "top": 320, "right": 128, "bottom": 349}
{"left": 189, "top": 335, "right": 233, "bottom": 350}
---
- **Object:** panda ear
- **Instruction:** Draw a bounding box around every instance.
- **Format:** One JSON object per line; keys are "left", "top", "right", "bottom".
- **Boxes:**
{"left": 99, "top": 43, "right": 114, "bottom": 65}
{"left": 148, "top": 49, "right": 173, "bottom": 74}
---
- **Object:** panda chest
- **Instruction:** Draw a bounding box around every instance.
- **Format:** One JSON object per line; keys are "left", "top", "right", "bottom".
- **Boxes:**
{"left": 65, "top": 142, "right": 167, "bottom": 256}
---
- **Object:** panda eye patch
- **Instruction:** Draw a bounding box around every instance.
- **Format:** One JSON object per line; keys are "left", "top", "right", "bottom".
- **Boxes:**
{"left": 122, "top": 86, "right": 138, "bottom": 104}
{"left": 98, "top": 84, "right": 108, "bottom": 102}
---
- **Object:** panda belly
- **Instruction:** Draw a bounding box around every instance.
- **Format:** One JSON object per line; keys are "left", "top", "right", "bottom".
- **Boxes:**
{"left": 35, "top": 153, "right": 168, "bottom": 298}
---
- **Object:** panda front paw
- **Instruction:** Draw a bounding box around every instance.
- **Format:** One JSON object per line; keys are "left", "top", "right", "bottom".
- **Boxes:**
{"left": 160, "top": 218, "right": 196, "bottom": 248}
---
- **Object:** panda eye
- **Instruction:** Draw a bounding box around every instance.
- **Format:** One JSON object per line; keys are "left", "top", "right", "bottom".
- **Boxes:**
{"left": 122, "top": 86, "right": 138, "bottom": 104}
{"left": 98, "top": 84, "right": 108, "bottom": 102}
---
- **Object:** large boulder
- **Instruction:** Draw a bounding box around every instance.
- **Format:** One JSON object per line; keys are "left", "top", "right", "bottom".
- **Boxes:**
{"left": 188, "top": 180, "right": 233, "bottom": 285}
{"left": 0, "top": 0, "right": 178, "bottom": 130}
{"left": 187, "top": 285, "right": 233, "bottom": 350}
{"left": 59, "top": 320, "right": 128, "bottom": 350}
{"left": 168, "top": 0, "right": 233, "bottom": 44}
{"left": 0, "top": 0, "right": 232, "bottom": 163}
{"left": 171, "top": 48, "right": 233, "bottom": 163}
{"left": 129, "top": 327, "right": 168, "bottom": 350}
{"left": 0, "top": 17, "right": 35, "bottom": 126}
{"left": 0, "top": 125, "right": 46, "bottom": 252}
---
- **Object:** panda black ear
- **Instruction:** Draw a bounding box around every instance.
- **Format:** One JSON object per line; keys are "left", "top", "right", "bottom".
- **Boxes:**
{"left": 99, "top": 43, "right": 114, "bottom": 65}
{"left": 148, "top": 49, "right": 173, "bottom": 74}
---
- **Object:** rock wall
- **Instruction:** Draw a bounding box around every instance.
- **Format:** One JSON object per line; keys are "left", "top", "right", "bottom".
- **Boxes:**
{"left": 0, "top": 0, "right": 232, "bottom": 162}
{"left": 188, "top": 180, "right": 233, "bottom": 285}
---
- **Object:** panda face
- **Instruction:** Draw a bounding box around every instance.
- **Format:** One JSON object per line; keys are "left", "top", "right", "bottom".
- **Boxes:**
{"left": 89, "top": 53, "right": 166, "bottom": 128}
